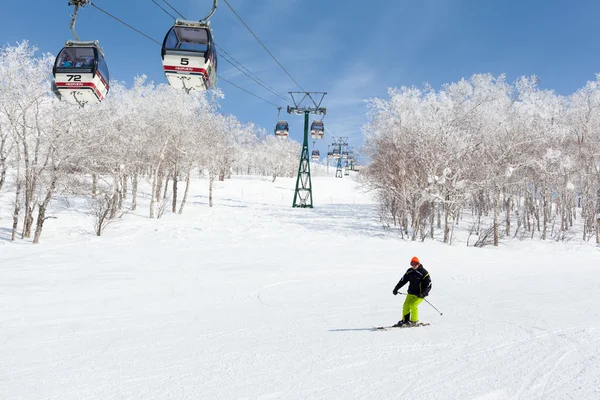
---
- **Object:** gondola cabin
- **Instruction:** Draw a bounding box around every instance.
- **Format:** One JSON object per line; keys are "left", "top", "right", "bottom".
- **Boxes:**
{"left": 327, "top": 151, "right": 334, "bottom": 159}
{"left": 332, "top": 148, "right": 340, "bottom": 159}
{"left": 311, "top": 149, "right": 320, "bottom": 160}
{"left": 310, "top": 120, "right": 325, "bottom": 139}
{"left": 52, "top": 41, "right": 109, "bottom": 105}
{"left": 162, "top": 20, "right": 218, "bottom": 91}
{"left": 342, "top": 150, "right": 349, "bottom": 159}
{"left": 275, "top": 120, "right": 289, "bottom": 139}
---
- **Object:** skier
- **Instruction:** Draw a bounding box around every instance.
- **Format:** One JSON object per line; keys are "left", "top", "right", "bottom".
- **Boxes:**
{"left": 392, "top": 256, "right": 432, "bottom": 327}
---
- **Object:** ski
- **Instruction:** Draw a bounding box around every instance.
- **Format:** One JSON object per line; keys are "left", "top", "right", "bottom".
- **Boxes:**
{"left": 374, "top": 322, "right": 430, "bottom": 331}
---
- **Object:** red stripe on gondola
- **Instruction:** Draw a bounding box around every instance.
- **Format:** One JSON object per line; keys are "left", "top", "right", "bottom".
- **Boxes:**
{"left": 163, "top": 65, "right": 208, "bottom": 75}
{"left": 55, "top": 81, "right": 105, "bottom": 101}
{"left": 96, "top": 73, "right": 109, "bottom": 91}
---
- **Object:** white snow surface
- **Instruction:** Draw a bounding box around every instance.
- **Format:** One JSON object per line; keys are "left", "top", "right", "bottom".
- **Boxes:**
{"left": 1, "top": 174, "right": 599, "bottom": 400}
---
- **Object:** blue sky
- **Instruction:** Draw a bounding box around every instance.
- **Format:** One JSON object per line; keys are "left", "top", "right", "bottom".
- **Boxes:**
{"left": 2, "top": 0, "right": 600, "bottom": 155}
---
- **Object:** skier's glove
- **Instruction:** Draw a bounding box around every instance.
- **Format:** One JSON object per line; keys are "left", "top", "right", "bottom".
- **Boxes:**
{"left": 393, "top": 289, "right": 398, "bottom": 296}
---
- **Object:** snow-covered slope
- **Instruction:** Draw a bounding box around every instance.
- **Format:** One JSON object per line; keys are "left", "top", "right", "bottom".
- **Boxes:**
{"left": 1, "top": 174, "right": 599, "bottom": 400}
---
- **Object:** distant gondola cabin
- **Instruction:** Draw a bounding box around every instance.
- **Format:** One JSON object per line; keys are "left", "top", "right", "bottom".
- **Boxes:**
{"left": 275, "top": 120, "right": 289, "bottom": 138}
{"left": 310, "top": 120, "right": 325, "bottom": 139}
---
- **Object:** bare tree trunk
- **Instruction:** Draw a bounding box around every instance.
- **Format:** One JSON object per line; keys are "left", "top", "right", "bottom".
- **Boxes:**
{"left": 209, "top": 172, "right": 215, "bottom": 208}
{"left": 33, "top": 175, "right": 57, "bottom": 244}
{"left": 163, "top": 172, "right": 170, "bottom": 200}
{"left": 131, "top": 172, "right": 139, "bottom": 211}
{"left": 0, "top": 164, "right": 6, "bottom": 193}
{"left": 493, "top": 198, "right": 499, "bottom": 247}
{"left": 0, "top": 136, "right": 8, "bottom": 193}
{"left": 443, "top": 204, "right": 451, "bottom": 244}
{"left": 155, "top": 168, "right": 164, "bottom": 204}
{"left": 150, "top": 168, "right": 159, "bottom": 219}
{"left": 541, "top": 185, "right": 548, "bottom": 240}
{"left": 172, "top": 170, "right": 178, "bottom": 213}
{"left": 12, "top": 173, "right": 22, "bottom": 241}
{"left": 536, "top": 186, "right": 542, "bottom": 233}
{"left": 117, "top": 173, "right": 124, "bottom": 210}
{"left": 569, "top": 198, "right": 574, "bottom": 227}
{"left": 178, "top": 166, "right": 192, "bottom": 215}
{"left": 411, "top": 208, "right": 420, "bottom": 241}
{"left": 596, "top": 187, "right": 600, "bottom": 245}
{"left": 22, "top": 202, "right": 34, "bottom": 238}
{"left": 22, "top": 165, "right": 35, "bottom": 239}
{"left": 21, "top": 117, "right": 35, "bottom": 239}
{"left": 525, "top": 194, "right": 531, "bottom": 233}
{"left": 505, "top": 188, "right": 511, "bottom": 237}
{"left": 429, "top": 202, "right": 435, "bottom": 239}
{"left": 92, "top": 173, "right": 98, "bottom": 197}
{"left": 122, "top": 174, "right": 128, "bottom": 200}
{"left": 110, "top": 178, "right": 120, "bottom": 220}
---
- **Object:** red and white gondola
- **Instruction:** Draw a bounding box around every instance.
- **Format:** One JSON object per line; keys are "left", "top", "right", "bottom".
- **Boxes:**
{"left": 161, "top": 20, "right": 218, "bottom": 91}
{"left": 52, "top": 41, "right": 110, "bottom": 106}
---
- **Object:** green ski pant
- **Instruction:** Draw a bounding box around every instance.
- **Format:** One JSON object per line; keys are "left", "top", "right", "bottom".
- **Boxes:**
{"left": 403, "top": 294, "right": 424, "bottom": 322}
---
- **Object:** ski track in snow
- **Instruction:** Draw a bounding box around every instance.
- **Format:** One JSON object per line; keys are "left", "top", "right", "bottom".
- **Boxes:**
{"left": 1, "top": 175, "right": 600, "bottom": 399}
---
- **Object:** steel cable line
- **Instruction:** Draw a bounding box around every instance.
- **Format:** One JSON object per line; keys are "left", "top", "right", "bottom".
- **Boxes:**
{"left": 222, "top": 0, "right": 306, "bottom": 93}
{"left": 217, "top": 76, "right": 280, "bottom": 107}
{"left": 87, "top": 2, "right": 282, "bottom": 108}
{"left": 151, "top": 0, "right": 177, "bottom": 20}
{"left": 215, "top": 44, "right": 291, "bottom": 103}
{"left": 148, "top": 0, "right": 290, "bottom": 104}
{"left": 216, "top": 49, "right": 290, "bottom": 103}
{"left": 90, "top": 2, "right": 162, "bottom": 45}
{"left": 158, "top": 0, "right": 185, "bottom": 19}
{"left": 154, "top": 0, "right": 306, "bottom": 94}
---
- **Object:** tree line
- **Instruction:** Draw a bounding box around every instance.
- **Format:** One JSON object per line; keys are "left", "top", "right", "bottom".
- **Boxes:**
{"left": 361, "top": 74, "right": 600, "bottom": 246}
{"left": 0, "top": 42, "right": 300, "bottom": 243}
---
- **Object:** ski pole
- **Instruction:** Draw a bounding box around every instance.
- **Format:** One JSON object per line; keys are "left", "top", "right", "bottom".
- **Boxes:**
{"left": 398, "top": 292, "right": 443, "bottom": 316}
{"left": 423, "top": 298, "right": 443, "bottom": 316}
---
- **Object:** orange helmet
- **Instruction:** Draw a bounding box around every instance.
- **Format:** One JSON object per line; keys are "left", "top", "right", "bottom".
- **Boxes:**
{"left": 410, "top": 256, "right": 420, "bottom": 265}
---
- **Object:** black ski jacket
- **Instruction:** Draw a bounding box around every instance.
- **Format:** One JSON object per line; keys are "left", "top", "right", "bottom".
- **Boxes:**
{"left": 393, "top": 264, "right": 432, "bottom": 298}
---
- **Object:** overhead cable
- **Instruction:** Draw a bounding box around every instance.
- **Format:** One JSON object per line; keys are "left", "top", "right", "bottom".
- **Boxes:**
{"left": 88, "top": 2, "right": 282, "bottom": 108}
{"left": 222, "top": 0, "right": 306, "bottom": 93}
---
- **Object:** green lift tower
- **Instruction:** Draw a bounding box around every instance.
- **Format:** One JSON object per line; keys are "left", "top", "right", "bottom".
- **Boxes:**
{"left": 287, "top": 92, "right": 327, "bottom": 208}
